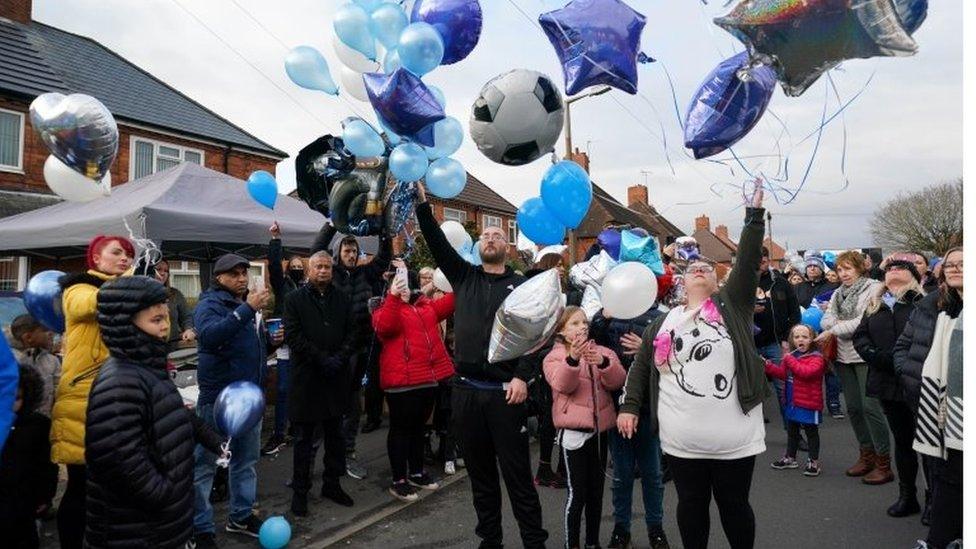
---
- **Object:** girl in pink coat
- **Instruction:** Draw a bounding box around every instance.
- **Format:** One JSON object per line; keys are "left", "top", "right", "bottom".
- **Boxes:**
{"left": 544, "top": 306, "right": 626, "bottom": 549}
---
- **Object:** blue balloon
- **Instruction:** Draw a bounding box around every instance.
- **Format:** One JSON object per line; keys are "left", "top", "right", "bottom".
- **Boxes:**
{"left": 0, "top": 335, "right": 17, "bottom": 453}
{"left": 428, "top": 85, "right": 446, "bottom": 108}
{"left": 259, "top": 516, "right": 292, "bottom": 549}
{"left": 465, "top": 241, "right": 482, "bottom": 266}
{"left": 517, "top": 197, "right": 565, "bottom": 246}
{"left": 823, "top": 251, "right": 837, "bottom": 269}
{"left": 214, "top": 381, "right": 265, "bottom": 438}
{"left": 620, "top": 230, "right": 664, "bottom": 275}
{"left": 801, "top": 306, "right": 823, "bottom": 332}
{"left": 424, "top": 117, "right": 463, "bottom": 160}
{"left": 598, "top": 229, "right": 622, "bottom": 261}
{"left": 397, "top": 22, "right": 444, "bottom": 77}
{"left": 334, "top": 3, "right": 376, "bottom": 61}
{"left": 284, "top": 46, "right": 338, "bottom": 95}
{"left": 539, "top": 0, "right": 647, "bottom": 95}
{"left": 425, "top": 157, "right": 466, "bottom": 198}
{"left": 247, "top": 171, "right": 278, "bottom": 210}
{"left": 893, "top": 0, "right": 928, "bottom": 34}
{"left": 389, "top": 143, "right": 429, "bottom": 182}
{"left": 539, "top": 160, "right": 592, "bottom": 229}
{"left": 24, "top": 270, "right": 65, "bottom": 333}
{"left": 410, "top": 0, "right": 483, "bottom": 65}
{"left": 342, "top": 118, "right": 386, "bottom": 157}
{"left": 683, "top": 52, "right": 776, "bottom": 159}
{"left": 383, "top": 49, "right": 401, "bottom": 74}
{"left": 364, "top": 69, "right": 445, "bottom": 146}
{"left": 369, "top": 2, "right": 408, "bottom": 49}
{"left": 378, "top": 119, "right": 401, "bottom": 145}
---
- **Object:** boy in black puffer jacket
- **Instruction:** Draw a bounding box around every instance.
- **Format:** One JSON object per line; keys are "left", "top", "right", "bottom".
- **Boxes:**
{"left": 85, "top": 276, "right": 226, "bottom": 549}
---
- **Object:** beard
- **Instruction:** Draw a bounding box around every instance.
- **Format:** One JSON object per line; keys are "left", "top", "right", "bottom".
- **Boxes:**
{"left": 480, "top": 245, "right": 507, "bottom": 265}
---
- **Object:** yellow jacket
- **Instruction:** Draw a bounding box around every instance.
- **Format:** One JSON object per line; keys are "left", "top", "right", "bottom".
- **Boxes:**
{"left": 50, "top": 269, "right": 117, "bottom": 464}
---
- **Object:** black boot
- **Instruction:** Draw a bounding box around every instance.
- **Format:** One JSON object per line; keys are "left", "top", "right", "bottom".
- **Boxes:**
{"left": 887, "top": 485, "right": 921, "bottom": 517}
{"left": 322, "top": 480, "right": 354, "bottom": 507}
{"left": 921, "top": 489, "right": 932, "bottom": 526}
{"left": 291, "top": 492, "right": 309, "bottom": 517}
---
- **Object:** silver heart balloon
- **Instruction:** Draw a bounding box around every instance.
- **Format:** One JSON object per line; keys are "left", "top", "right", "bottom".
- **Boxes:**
{"left": 29, "top": 93, "right": 119, "bottom": 181}
{"left": 488, "top": 269, "right": 565, "bottom": 364}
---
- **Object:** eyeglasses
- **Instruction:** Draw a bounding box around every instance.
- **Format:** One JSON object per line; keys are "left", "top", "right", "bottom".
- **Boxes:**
{"left": 943, "top": 261, "right": 963, "bottom": 272}
{"left": 480, "top": 234, "right": 507, "bottom": 242}
{"left": 687, "top": 264, "right": 715, "bottom": 274}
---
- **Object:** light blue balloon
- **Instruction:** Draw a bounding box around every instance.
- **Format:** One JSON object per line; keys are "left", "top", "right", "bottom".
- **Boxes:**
{"left": 258, "top": 516, "right": 292, "bottom": 549}
{"left": 428, "top": 85, "right": 446, "bottom": 108}
{"left": 425, "top": 157, "right": 466, "bottom": 198}
{"left": 284, "top": 46, "right": 338, "bottom": 94}
{"left": 466, "top": 241, "right": 482, "bottom": 266}
{"left": 334, "top": 3, "right": 376, "bottom": 61}
{"left": 389, "top": 143, "right": 429, "bottom": 182}
{"left": 517, "top": 196, "right": 565, "bottom": 246}
{"left": 246, "top": 171, "right": 278, "bottom": 210}
{"left": 383, "top": 48, "right": 401, "bottom": 74}
{"left": 369, "top": 2, "right": 408, "bottom": 49}
{"left": 424, "top": 117, "right": 463, "bottom": 160}
{"left": 342, "top": 119, "right": 386, "bottom": 157}
{"left": 397, "top": 22, "right": 444, "bottom": 76}
{"left": 540, "top": 160, "right": 592, "bottom": 229}
{"left": 378, "top": 119, "right": 401, "bottom": 145}
{"left": 354, "top": 0, "right": 384, "bottom": 12}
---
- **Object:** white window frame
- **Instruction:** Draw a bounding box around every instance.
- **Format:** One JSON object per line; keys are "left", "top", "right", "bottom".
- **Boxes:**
{"left": 0, "top": 256, "right": 28, "bottom": 291}
{"left": 443, "top": 208, "right": 467, "bottom": 224}
{"left": 129, "top": 136, "right": 205, "bottom": 180}
{"left": 483, "top": 214, "right": 502, "bottom": 230}
{"left": 0, "top": 108, "right": 25, "bottom": 173}
{"left": 508, "top": 220, "right": 517, "bottom": 243}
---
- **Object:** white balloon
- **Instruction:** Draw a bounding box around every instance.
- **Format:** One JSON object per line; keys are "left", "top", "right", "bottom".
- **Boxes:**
{"left": 43, "top": 155, "right": 111, "bottom": 202}
{"left": 339, "top": 66, "right": 370, "bottom": 101}
{"left": 333, "top": 34, "right": 381, "bottom": 73}
{"left": 440, "top": 220, "right": 472, "bottom": 254}
{"left": 600, "top": 262, "right": 658, "bottom": 320}
{"left": 433, "top": 268, "right": 453, "bottom": 293}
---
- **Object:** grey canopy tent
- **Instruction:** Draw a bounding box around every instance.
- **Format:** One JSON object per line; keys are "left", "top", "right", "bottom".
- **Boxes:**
{"left": 0, "top": 162, "right": 377, "bottom": 263}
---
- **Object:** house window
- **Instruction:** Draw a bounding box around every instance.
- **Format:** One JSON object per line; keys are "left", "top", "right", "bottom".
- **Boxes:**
{"left": 0, "top": 109, "right": 25, "bottom": 172}
{"left": 170, "top": 261, "right": 201, "bottom": 299}
{"left": 508, "top": 220, "right": 517, "bottom": 243}
{"left": 483, "top": 215, "right": 502, "bottom": 231}
{"left": 131, "top": 137, "right": 204, "bottom": 179}
{"left": 443, "top": 208, "right": 467, "bottom": 224}
{"left": 0, "top": 257, "right": 26, "bottom": 291}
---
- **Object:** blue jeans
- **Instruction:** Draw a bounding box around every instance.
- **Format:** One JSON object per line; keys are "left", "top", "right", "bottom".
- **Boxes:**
{"left": 193, "top": 403, "right": 261, "bottom": 533}
{"left": 609, "top": 409, "right": 664, "bottom": 531}
{"left": 825, "top": 369, "right": 842, "bottom": 412}
{"left": 274, "top": 358, "right": 291, "bottom": 437}
{"left": 757, "top": 342, "right": 787, "bottom": 429}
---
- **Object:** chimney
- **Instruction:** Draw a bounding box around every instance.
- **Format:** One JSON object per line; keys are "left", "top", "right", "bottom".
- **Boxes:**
{"left": 715, "top": 225, "right": 729, "bottom": 241}
{"left": 0, "top": 0, "right": 33, "bottom": 24}
{"left": 695, "top": 214, "right": 710, "bottom": 232}
{"left": 627, "top": 184, "right": 648, "bottom": 208}
{"left": 570, "top": 147, "right": 590, "bottom": 174}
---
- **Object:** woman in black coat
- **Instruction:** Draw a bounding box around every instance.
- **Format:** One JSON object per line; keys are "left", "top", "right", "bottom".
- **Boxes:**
{"left": 85, "top": 276, "right": 225, "bottom": 548}
{"left": 852, "top": 259, "right": 925, "bottom": 518}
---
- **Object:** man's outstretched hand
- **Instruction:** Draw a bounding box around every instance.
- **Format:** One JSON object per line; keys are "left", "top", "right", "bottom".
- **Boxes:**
{"left": 751, "top": 178, "right": 764, "bottom": 209}
{"left": 415, "top": 182, "right": 428, "bottom": 204}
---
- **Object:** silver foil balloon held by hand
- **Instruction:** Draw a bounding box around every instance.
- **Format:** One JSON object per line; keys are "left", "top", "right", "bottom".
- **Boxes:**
{"left": 29, "top": 93, "right": 119, "bottom": 181}
{"left": 488, "top": 269, "right": 564, "bottom": 364}
{"left": 568, "top": 250, "right": 616, "bottom": 290}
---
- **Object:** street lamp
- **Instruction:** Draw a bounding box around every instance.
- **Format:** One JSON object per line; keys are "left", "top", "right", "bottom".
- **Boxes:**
{"left": 564, "top": 85, "right": 612, "bottom": 265}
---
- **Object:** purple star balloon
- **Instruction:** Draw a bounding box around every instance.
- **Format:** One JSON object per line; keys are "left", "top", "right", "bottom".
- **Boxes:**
{"left": 364, "top": 69, "right": 445, "bottom": 147}
{"left": 539, "top": 0, "right": 647, "bottom": 96}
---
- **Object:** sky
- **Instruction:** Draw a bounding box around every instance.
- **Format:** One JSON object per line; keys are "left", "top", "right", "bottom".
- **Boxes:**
{"left": 32, "top": 0, "right": 963, "bottom": 250}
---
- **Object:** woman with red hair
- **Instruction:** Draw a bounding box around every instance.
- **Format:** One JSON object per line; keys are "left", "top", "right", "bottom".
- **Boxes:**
{"left": 51, "top": 234, "right": 134, "bottom": 548}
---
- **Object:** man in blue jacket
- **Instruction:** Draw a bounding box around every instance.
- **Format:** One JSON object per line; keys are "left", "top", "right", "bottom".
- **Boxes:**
{"left": 191, "top": 254, "right": 279, "bottom": 546}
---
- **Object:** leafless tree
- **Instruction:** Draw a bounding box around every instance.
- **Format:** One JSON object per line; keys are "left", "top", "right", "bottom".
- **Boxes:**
{"left": 871, "top": 179, "right": 963, "bottom": 256}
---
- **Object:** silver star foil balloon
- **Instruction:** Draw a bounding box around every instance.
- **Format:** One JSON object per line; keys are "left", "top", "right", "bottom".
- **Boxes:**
{"left": 569, "top": 250, "right": 617, "bottom": 290}
{"left": 488, "top": 268, "right": 565, "bottom": 364}
{"left": 29, "top": 93, "right": 119, "bottom": 180}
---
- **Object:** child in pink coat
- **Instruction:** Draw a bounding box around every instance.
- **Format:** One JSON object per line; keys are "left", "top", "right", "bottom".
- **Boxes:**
{"left": 544, "top": 306, "right": 626, "bottom": 549}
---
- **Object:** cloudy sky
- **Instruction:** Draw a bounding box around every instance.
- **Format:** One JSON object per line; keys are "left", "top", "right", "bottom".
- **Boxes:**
{"left": 33, "top": 0, "right": 963, "bottom": 250}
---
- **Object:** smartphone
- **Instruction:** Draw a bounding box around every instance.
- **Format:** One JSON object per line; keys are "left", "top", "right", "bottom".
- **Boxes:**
{"left": 396, "top": 266, "right": 409, "bottom": 291}
{"left": 251, "top": 275, "right": 265, "bottom": 292}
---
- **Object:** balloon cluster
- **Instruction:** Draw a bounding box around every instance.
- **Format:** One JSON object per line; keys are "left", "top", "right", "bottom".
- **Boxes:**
{"left": 440, "top": 220, "right": 481, "bottom": 265}
{"left": 516, "top": 161, "right": 592, "bottom": 246}
{"left": 29, "top": 93, "right": 119, "bottom": 202}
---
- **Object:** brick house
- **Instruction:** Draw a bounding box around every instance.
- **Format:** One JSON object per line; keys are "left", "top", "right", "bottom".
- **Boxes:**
{"left": 424, "top": 173, "right": 518, "bottom": 253}
{"left": 0, "top": 0, "right": 287, "bottom": 290}
{"left": 693, "top": 215, "right": 788, "bottom": 279}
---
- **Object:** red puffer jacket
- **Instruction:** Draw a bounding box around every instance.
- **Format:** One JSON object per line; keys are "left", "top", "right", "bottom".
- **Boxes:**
{"left": 765, "top": 350, "right": 827, "bottom": 411}
{"left": 373, "top": 292, "right": 456, "bottom": 390}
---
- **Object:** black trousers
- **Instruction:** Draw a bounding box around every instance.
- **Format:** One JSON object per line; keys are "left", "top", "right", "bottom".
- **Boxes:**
{"left": 364, "top": 341, "right": 384, "bottom": 424}
{"left": 668, "top": 455, "right": 757, "bottom": 549}
{"left": 57, "top": 463, "right": 86, "bottom": 549}
{"left": 786, "top": 422, "right": 820, "bottom": 460}
{"left": 292, "top": 418, "right": 346, "bottom": 494}
{"left": 563, "top": 434, "right": 609, "bottom": 548}
{"left": 926, "top": 449, "right": 962, "bottom": 549}
{"left": 432, "top": 382, "right": 457, "bottom": 461}
{"left": 453, "top": 385, "right": 548, "bottom": 548}
{"left": 881, "top": 399, "right": 923, "bottom": 496}
{"left": 387, "top": 387, "right": 437, "bottom": 481}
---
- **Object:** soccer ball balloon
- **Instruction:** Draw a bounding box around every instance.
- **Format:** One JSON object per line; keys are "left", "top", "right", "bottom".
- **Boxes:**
{"left": 469, "top": 69, "right": 564, "bottom": 166}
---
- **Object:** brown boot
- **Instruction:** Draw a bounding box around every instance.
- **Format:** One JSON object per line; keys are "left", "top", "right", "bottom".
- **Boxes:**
{"left": 846, "top": 448, "right": 876, "bottom": 477}
{"left": 863, "top": 454, "right": 895, "bottom": 485}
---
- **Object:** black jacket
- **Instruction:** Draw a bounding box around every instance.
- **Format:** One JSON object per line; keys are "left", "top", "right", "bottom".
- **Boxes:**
{"left": 0, "top": 411, "right": 58, "bottom": 531}
{"left": 894, "top": 290, "right": 962, "bottom": 412}
{"left": 795, "top": 277, "right": 838, "bottom": 308}
{"left": 86, "top": 277, "right": 224, "bottom": 549}
{"left": 852, "top": 290, "right": 923, "bottom": 402}
{"left": 283, "top": 282, "right": 357, "bottom": 421}
{"left": 754, "top": 270, "right": 801, "bottom": 347}
{"left": 416, "top": 202, "right": 533, "bottom": 382}
{"left": 590, "top": 307, "right": 663, "bottom": 371}
{"left": 268, "top": 238, "right": 300, "bottom": 317}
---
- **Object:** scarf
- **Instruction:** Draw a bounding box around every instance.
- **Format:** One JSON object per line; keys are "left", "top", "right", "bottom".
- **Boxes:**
{"left": 913, "top": 310, "right": 963, "bottom": 459}
{"left": 831, "top": 277, "right": 872, "bottom": 321}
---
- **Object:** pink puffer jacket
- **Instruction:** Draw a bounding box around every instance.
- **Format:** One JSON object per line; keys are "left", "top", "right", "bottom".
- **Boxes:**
{"left": 543, "top": 343, "right": 626, "bottom": 432}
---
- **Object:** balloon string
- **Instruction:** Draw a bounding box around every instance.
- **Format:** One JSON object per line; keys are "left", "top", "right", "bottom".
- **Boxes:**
{"left": 779, "top": 80, "right": 831, "bottom": 205}
{"left": 796, "top": 70, "right": 876, "bottom": 145}
{"left": 123, "top": 215, "right": 161, "bottom": 275}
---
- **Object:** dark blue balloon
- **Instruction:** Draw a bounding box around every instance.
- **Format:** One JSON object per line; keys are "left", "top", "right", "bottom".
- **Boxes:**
{"left": 214, "top": 381, "right": 265, "bottom": 438}
{"left": 683, "top": 52, "right": 777, "bottom": 160}
{"left": 539, "top": 0, "right": 647, "bottom": 95}
{"left": 893, "top": 0, "right": 927, "bottom": 34}
{"left": 364, "top": 69, "right": 445, "bottom": 147}
{"left": 410, "top": 0, "right": 483, "bottom": 65}
{"left": 517, "top": 197, "right": 565, "bottom": 246}
{"left": 598, "top": 229, "right": 622, "bottom": 261}
{"left": 0, "top": 335, "right": 18, "bottom": 452}
{"left": 540, "top": 161, "right": 592, "bottom": 230}
{"left": 24, "top": 270, "right": 65, "bottom": 333}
